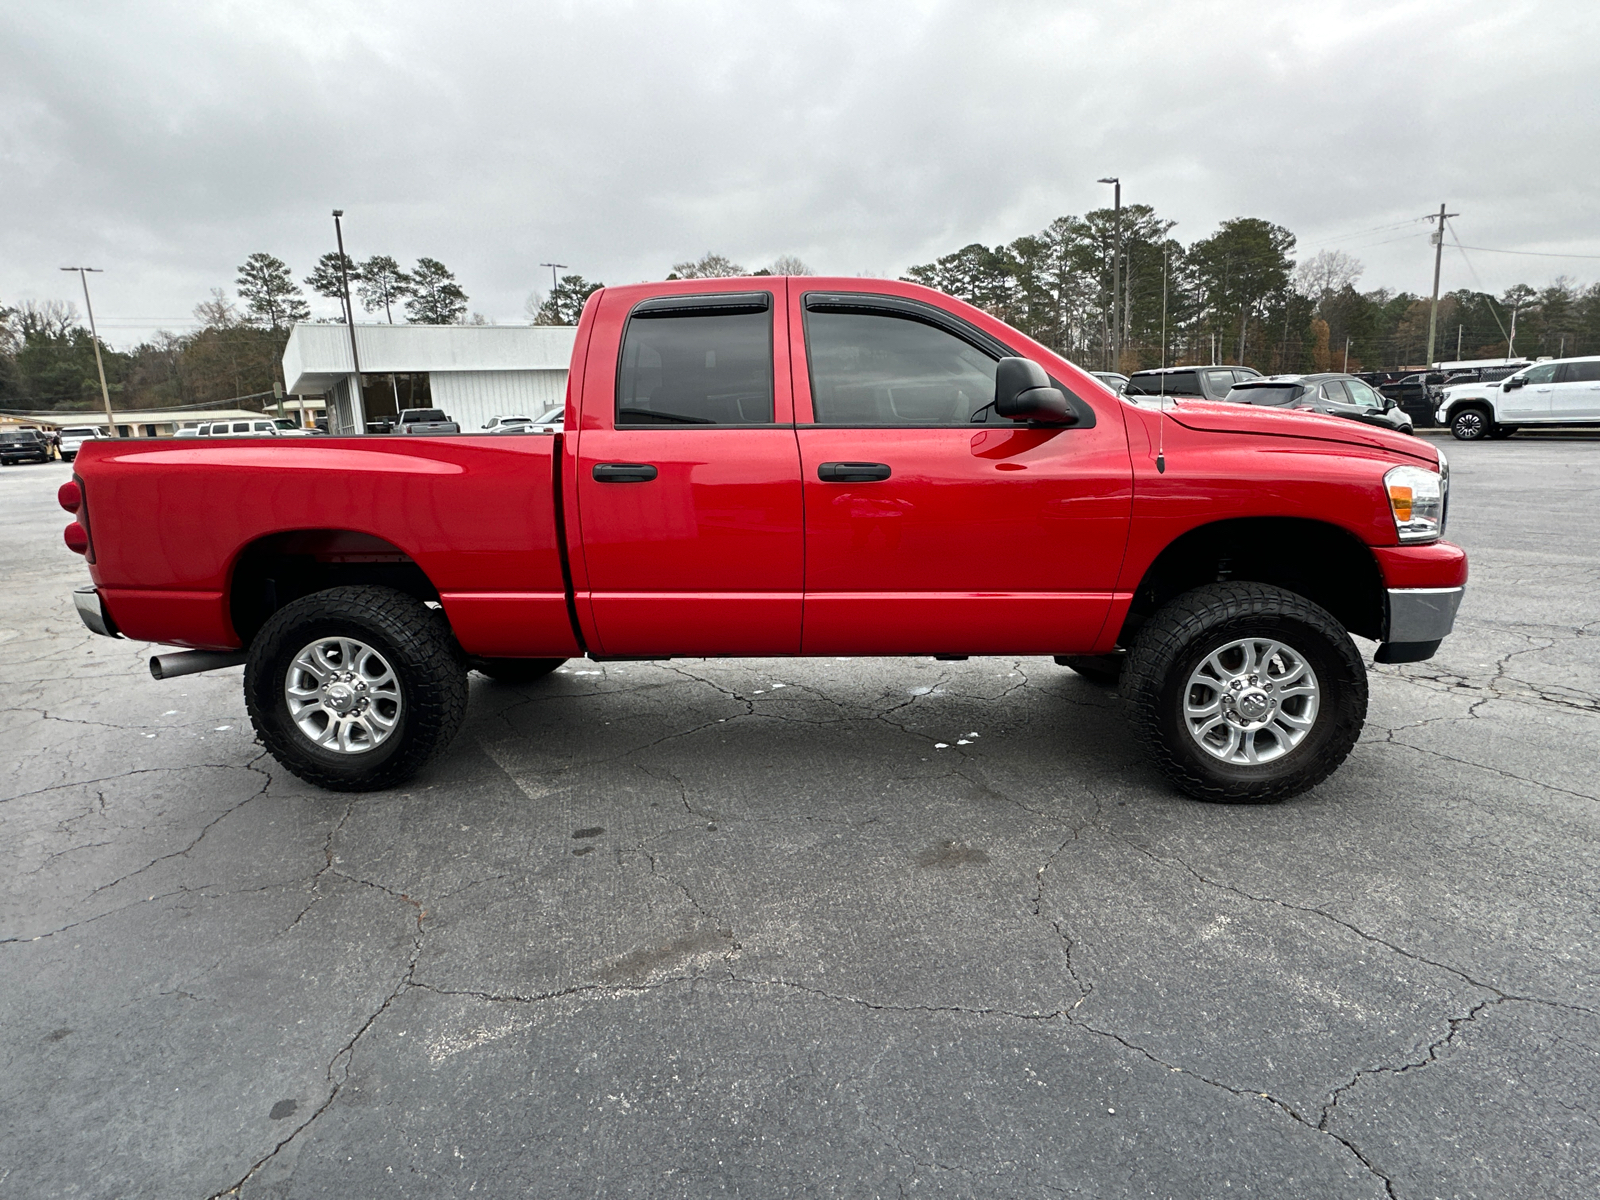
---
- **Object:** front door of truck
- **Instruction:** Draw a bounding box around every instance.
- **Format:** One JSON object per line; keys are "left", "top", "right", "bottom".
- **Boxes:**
{"left": 573, "top": 285, "right": 804, "bottom": 656}
{"left": 791, "top": 291, "right": 1132, "bottom": 655}
{"left": 1499, "top": 361, "right": 1557, "bottom": 420}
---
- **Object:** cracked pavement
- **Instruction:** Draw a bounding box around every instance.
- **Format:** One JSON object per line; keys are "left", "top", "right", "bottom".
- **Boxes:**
{"left": 2, "top": 433, "right": 1597, "bottom": 1198}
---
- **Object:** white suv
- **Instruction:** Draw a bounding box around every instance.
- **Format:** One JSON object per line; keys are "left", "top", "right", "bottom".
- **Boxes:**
{"left": 1436, "top": 356, "right": 1600, "bottom": 440}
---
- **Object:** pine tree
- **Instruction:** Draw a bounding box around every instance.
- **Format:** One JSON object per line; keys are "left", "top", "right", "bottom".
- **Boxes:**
{"left": 356, "top": 256, "right": 412, "bottom": 323}
{"left": 405, "top": 258, "right": 469, "bottom": 324}
{"left": 236, "top": 253, "right": 310, "bottom": 329}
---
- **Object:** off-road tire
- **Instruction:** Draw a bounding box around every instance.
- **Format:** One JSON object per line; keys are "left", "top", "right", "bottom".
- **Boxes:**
{"left": 245, "top": 586, "right": 468, "bottom": 792}
{"left": 476, "top": 657, "right": 567, "bottom": 684}
{"left": 1122, "top": 583, "right": 1367, "bottom": 804}
{"left": 1450, "top": 406, "right": 1491, "bottom": 440}
{"left": 1054, "top": 654, "right": 1124, "bottom": 686}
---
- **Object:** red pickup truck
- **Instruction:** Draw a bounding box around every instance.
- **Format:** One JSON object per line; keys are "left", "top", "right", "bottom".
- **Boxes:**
{"left": 62, "top": 277, "right": 1465, "bottom": 802}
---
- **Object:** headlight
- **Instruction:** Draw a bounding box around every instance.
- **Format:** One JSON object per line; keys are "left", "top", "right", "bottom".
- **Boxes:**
{"left": 1385, "top": 463, "right": 1446, "bottom": 542}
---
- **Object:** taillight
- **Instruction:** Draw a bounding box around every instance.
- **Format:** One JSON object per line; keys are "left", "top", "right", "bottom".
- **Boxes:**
{"left": 62, "top": 473, "right": 94, "bottom": 560}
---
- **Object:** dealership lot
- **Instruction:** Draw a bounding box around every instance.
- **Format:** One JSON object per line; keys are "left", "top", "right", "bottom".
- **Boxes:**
{"left": 2, "top": 435, "right": 1596, "bottom": 1198}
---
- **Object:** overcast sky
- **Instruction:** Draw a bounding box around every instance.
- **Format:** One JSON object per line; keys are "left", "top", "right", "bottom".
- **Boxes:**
{"left": 4, "top": 0, "right": 1597, "bottom": 347}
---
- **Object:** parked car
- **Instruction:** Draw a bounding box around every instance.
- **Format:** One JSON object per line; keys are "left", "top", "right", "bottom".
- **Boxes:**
{"left": 1436, "top": 355, "right": 1600, "bottom": 440}
{"left": 1224, "top": 373, "right": 1414, "bottom": 435}
{"left": 173, "top": 427, "right": 201, "bottom": 438}
{"left": 58, "top": 426, "right": 105, "bottom": 461}
{"left": 65, "top": 276, "right": 1463, "bottom": 804}
{"left": 0, "top": 427, "right": 52, "bottom": 465}
{"left": 197, "top": 419, "right": 296, "bottom": 438}
{"left": 396, "top": 408, "right": 461, "bottom": 435}
{"left": 487, "top": 405, "right": 565, "bottom": 434}
{"left": 481, "top": 414, "right": 534, "bottom": 431}
{"left": 1371, "top": 372, "right": 1447, "bottom": 428}
{"left": 1089, "top": 371, "right": 1129, "bottom": 394}
{"left": 1124, "top": 365, "right": 1262, "bottom": 403}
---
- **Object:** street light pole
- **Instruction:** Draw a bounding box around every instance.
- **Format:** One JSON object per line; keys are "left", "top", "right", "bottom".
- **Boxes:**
{"left": 332, "top": 210, "right": 365, "bottom": 433}
{"left": 1098, "top": 179, "right": 1121, "bottom": 371}
{"left": 60, "top": 267, "right": 118, "bottom": 436}
{"left": 537, "top": 262, "right": 569, "bottom": 297}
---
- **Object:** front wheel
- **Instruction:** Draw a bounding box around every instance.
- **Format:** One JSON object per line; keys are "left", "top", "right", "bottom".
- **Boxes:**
{"left": 1450, "top": 408, "right": 1490, "bottom": 440}
{"left": 245, "top": 585, "right": 468, "bottom": 791}
{"left": 1122, "top": 584, "right": 1367, "bottom": 803}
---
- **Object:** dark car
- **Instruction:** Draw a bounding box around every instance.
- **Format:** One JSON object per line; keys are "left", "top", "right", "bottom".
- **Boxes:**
{"left": 1124, "top": 365, "right": 1263, "bottom": 403}
{"left": 0, "top": 428, "right": 53, "bottom": 465}
{"left": 1224, "top": 373, "right": 1414, "bottom": 434}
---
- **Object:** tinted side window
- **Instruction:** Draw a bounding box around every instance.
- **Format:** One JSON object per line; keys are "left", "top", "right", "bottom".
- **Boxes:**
{"left": 1522, "top": 363, "right": 1558, "bottom": 384}
{"left": 1561, "top": 361, "right": 1600, "bottom": 383}
{"left": 1320, "top": 380, "right": 1351, "bottom": 404}
{"left": 618, "top": 308, "right": 773, "bottom": 426}
{"left": 1128, "top": 371, "right": 1199, "bottom": 396}
{"left": 1203, "top": 370, "right": 1236, "bottom": 397}
{"left": 1345, "top": 379, "right": 1383, "bottom": 408}
{"left": 805, "top": 311, "right": 997, "bottom": 425}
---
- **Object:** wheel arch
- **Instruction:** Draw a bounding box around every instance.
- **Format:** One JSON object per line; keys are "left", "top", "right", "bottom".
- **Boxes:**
{"left": 1120, "top": 517, "right": 1385, "bottom": 646}
{"left": 228, "top": 529, "right": 441, "bottom": 645}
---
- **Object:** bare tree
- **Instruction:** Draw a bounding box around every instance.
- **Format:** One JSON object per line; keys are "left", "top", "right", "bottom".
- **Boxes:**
{"left": 193, "top": 289, "right": 242, "bottom": 329}
{"left": 1293, "top": 249, "right": 1363, "bottom": 299}
{"left": 767, "top": 255, "right": 814, "bottom": 276}
{"left": 669, "top": 252, "right": 745, "bottom": 279}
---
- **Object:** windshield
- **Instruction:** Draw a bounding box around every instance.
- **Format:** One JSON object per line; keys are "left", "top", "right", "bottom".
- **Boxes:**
{"left": 61, "top": 427, "right": 99, "bottom": 437}
{"left": 1227, "top": 384, "right": 1303, "bottom": 406}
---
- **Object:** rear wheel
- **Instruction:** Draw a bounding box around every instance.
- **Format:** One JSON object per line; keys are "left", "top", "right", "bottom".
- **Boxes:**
{"left": 245, "top": 585, "right": 467, "bottom": 792}
{"left": 476, "top": 657, "right": 567, "bottom": 684}
{"left": 1122, "top": 583, "right": 1367, "bottom": 803}
{"left": 1450, "top": 407, "right": 1491, "bottom": 440}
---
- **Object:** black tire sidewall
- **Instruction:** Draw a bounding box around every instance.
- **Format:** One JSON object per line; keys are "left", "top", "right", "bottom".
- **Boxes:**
{"left": 1152, "top": 613, "right": 1359, "bottom": 795}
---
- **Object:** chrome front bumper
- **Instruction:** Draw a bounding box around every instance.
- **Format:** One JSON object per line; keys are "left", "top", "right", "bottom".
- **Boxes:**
{"left": 1376, "top": 586, "right": 1464, "bottom": 663}
{"left": 73, "top": 586, "right": 120, "bottom": 638}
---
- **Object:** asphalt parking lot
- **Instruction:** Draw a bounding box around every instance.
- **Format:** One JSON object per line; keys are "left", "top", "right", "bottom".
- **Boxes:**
{"left": 2, "top": 434, "right": 1597, "bottom": 1199}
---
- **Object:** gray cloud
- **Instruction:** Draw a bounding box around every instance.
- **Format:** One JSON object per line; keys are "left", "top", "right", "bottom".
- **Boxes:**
{"left": 4, "top": 0, "right": 1596, "bottom": 347}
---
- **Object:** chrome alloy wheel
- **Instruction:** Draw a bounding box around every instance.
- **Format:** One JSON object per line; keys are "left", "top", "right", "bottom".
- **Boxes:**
{"left": 284, "top": 636, "right": 402, "bottom": 754}
{"left": 1183, "top": 638, "right": 1320, "bottom": 765}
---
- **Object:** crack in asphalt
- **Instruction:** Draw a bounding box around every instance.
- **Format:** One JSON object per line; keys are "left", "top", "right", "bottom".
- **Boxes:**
{"left": 207, "top": 874, "right": 427, "bottom": 1199}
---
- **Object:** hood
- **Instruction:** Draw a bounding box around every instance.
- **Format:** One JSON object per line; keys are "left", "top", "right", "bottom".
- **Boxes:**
{"left": 1165, "top": 399, "right": 1439, "bottom": 464}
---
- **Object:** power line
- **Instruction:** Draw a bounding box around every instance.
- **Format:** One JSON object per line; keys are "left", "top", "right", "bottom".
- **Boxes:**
{"left": 1452, "top": 243, "right": 1600, "bottom": 261}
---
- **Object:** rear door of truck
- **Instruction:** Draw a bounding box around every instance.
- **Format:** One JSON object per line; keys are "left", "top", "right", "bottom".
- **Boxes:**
{"left": 570, "top": 282, "right": 804, "bottom": 656}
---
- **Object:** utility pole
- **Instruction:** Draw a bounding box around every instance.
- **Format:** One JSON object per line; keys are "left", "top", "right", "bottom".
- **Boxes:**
{"left": 1343, "top": 336, "right": 1351, "bottom": 372}
{"left": 1457, "top": 325, "right": 1463, "bottom": 360}
{"left": 332, "top": 210, "right": 365, "bottom": 434}
{"left": 1424, "top": 202, "right": 1459, "bottom": 368}
{"left": 60, "top": 267, "right": 118, "bottom": 436}
{"left": 1098, "top": 178, "right": 1120, "bottom": 371}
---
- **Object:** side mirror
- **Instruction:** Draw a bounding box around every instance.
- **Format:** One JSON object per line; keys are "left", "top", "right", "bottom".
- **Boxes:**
{"left": 993, "top": 357, "right": 1077, "bottom": 425}
{"left": 1503, "top": 376, "right": 1525, "bottom": 389}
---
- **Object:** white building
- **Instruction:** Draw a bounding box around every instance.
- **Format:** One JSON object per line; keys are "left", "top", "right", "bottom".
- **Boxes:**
{"left": 281, "top": 323, "right": 578, "bottom": 433}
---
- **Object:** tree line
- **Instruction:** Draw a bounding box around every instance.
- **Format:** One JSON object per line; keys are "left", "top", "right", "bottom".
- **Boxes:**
{"left": 903, "top": 209, "right": 1600, "bottom": 375}
{"left": 0, "top": 251, "right": 476, "bottom": 412}
{"left": 7, "top": 226, "right": 1596, "bottom": 415}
